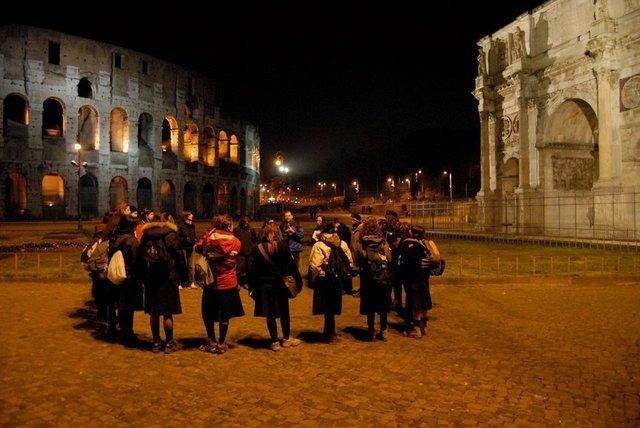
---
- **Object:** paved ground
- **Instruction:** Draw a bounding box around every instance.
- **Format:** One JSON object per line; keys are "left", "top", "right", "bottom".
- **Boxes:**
{"left": 1, "top": 277, "right": 639, "bottom": 426}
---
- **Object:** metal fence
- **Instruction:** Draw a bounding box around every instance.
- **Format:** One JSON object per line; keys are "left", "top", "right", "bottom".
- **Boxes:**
{"left": 410, "top": 191, "right": 640, "bottom": 246}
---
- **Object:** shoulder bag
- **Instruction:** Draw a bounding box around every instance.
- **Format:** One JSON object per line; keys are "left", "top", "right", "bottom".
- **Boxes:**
{"left": 258, "top": 244, "right": 299, "bottom": 298}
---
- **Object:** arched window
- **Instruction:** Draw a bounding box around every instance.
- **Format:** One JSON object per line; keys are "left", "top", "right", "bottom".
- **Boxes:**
{"left": 42, "top": 98, "right": 64, "bottom": 138}
{"left": 109, "top": 108, "right": 128, "bottom": 152}
{"left": 218, "top": 130, "right": 229, "bottom": 159}
{"left": 77, "top": 106, "right": 99, "bottom": 150}
{"left": 137, "top": 113, "right": 153, "bottom": 147}
{"left": 4, "top": 172, "right": 28, "bottom": 216}
{"left": 162, "top": 116, "right": 178, "bottom": 153}
{"left": 203, "top": 126, "right": 216, "bottom": 166}
{"left": 160, "top": 180, "right": 176, "bottom": 214}
{"left": 230, "top": 135, "right": 239, "bottom": 163}
{"left": 78, "top": 78, "right": 94, "bottom": 99}
{"left": 109, "top": 176, "right": 128, "bottom": 210}
{"left": 183, "top": 121, "right": 199, "bottom": 162}
{"left": 2, "top": 94, "right": 29, "bottom": 137}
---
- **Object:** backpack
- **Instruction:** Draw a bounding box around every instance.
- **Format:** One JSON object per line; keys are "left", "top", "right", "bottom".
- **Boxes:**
{"left": 322, "top": 242, "right": 351, "bottom": 288}
{"left": 85, "top": 240, "right": 109, "bottom": 279}
{"left": 399, "top": 238, "right": 439, "bottom": 274}
{"left": 141, "top": 233, "right": 170, "bottom": 267}
{"left": 361, "top": 237, "right": 392, "bottom": 287}
{"left": 106, "top": 250, "right": 127, "bottom": 285}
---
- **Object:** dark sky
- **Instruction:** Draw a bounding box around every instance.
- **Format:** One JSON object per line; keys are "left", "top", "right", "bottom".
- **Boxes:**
{"left": 3, "top": 0, "right": 543, "bottom": 183}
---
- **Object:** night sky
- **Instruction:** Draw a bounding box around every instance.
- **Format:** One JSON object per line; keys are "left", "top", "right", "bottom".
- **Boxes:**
{"left": 3, "top": 0, "right": 543, "bottom": 194}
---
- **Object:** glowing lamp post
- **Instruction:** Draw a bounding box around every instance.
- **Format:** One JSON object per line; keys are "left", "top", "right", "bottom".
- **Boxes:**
{"left": 71, "top": 143, "right": 88, "bottom": 231}
{"left": 443, "top": 170, "right": 453, "bottom": 203}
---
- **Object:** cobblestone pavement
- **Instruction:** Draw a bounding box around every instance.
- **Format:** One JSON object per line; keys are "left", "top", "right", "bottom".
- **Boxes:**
{"left": 1, "top": 278, "right": 639, "bottom": 426}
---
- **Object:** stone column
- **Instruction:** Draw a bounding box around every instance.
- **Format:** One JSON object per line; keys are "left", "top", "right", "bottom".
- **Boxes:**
{"left": 593, "top": 66, "right": 619, "bottom": 183}
{"left": 488, "top": 113, "right": 498, "bottom": 192}
{"left": 478, "top": 111, "right": 491, "bottom": 193}
{"left": 517, "top": 98, "right": 530, "bottom": 189}
{"left": 527, "top": 99, "right": 539, "bottom": 188}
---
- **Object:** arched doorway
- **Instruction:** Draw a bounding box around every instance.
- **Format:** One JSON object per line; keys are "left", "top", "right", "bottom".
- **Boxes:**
{"left": 184, "top": 181, "right": 197, "bottom": 214}
{"left": 217, "top": 184, "right": 228, "bottom": 214}
{"left": 78, "top": 78, "right": 94, "bottom": 99}
{"left": 542, "top": 99, "right": 598, "bottom": 190}
{"left": 79, "top": 173, "right": 98, "bottom": 218}
{"left": 230, "top": 186, "right": 238, "bottom": 217}
{"left": 136, "top": 178, "right": 153, "bottom": 210}
{"left": 42, "top": 98, "right": 64, "bottom": 138}
{"left": 42, "top": 174, "right": 65, "bottom": 219}
{"left": 203, "top": 126, "right": 216, "bottom": 166}
{"left": 3, "top": 94, "right": 29, "bottom": 138}
{"left": 202, "top": 182, "right": 214, "bottom": 218}
{"left": 230, "top": 135, "right": 239, "bottom": 163}
{"left": 161, "top": 180, "right": 176, "bottom": 214}
{"left": 77, "top": 106, "right": 98, "bottom": 150}
{"left": 109, "top": 108, "right": 128, "bottom": 152}
{"left": 240, "top": 188, "right": 247, "bottom": 216}
{"left": 218, "top": 130, "right": 229, "bottom": 159}
{"left": 137, "top": 113, "right": 153, "bottom": 147}
{"left": 161, "top": 116, "right": 178, "bottom": 153}
{"left": 183, "top": 122, "right": 199, "bottom": 162}
{"left": 109, "top": 176, "right": 128, "bottom": 211}
{"left": 4, "top": 172, "right": 28, "bottom": 218}
{"left": 501, "top": 158, "right": 519, "bottom": 233}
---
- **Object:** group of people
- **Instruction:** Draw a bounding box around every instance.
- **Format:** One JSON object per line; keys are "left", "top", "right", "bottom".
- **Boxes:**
{"left": 81, "top": 204, "right": 445, "bottom": 355}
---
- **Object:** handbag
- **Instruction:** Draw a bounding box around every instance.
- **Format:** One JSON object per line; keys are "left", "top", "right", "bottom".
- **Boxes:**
{"left": 258, "top": 244, "right": 300, "bottom": 298}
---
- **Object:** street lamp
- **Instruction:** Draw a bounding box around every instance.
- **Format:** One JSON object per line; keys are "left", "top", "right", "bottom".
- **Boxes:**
{"left": 331, "top": 183, "right": 337, "bottom": 195}
{"left": 71, "top": 143, "right": 87, "bottom": 231}
{"left": 443, "top": 170, "right": 453, "bottom": 203}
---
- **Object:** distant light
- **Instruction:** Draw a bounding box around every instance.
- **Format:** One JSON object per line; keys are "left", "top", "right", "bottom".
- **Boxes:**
{"left": 418, "top": 170, "right": 422, "bottom": 174}
{"left": 352, "top": 181, "right": 357, "bottom": 186}
{"left": 284, "top": 167, "right": 289, "bottom": 173}
{"left": 443, "top": 171, "right": 448, "bottom": 175}
{"left": 278, "top": 166, "right": 285, "bottom": 172}
{"left": 387, "top": 177, "right": 392, "bottom": 182}
{"left": 74, "top": 143, "right": 81, "bottom": 151}
{"left": 275, "top": 159, "right": 282, "bottom": 166}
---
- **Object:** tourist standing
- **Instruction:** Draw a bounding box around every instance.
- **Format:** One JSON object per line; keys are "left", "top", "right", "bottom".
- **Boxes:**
{"left": 248, "top": 223, "right": 303, "bottom": 351}
{"left": 311, "top": 215, "right": 325, "bottom": 243}
{"left": 233, "top": 216, "right": 258, "bottom": 289}
{"left": 356, "top": 218, "right": 393, "bottom": 341}
{"left": 177, "top": 211, "right": 197, "bottom": 289}
{"left": 280, "top": 211, "right": 304, "bottom": 269}
{"left": 109, "top": 204, "right": 141, "bottom": 345}
{"left": 308, "top": 222, "right": 353, "bottom": 343}
{"left": 398, "top": 226, "right": 445, "bottom": 338}
{"left": 138, "top": 213, "right": 189, "bottom": 353}
{"left": 197, "top": 215, "right": 245, "bottom": 354}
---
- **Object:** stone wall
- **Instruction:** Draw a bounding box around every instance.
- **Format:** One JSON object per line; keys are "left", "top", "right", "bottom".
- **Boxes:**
{"left": 473, "top": 0, "right": 640, "bottom": 240}
{"left": 0, "top": 24, "right": 260, "bottom": 219}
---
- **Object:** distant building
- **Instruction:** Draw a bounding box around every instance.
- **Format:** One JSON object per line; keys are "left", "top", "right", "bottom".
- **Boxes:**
{"left": 474, "top": 0, "right": 640, "bottom": 239}
{"left": 0, "top": 24, "right": 260, "bottom": 219}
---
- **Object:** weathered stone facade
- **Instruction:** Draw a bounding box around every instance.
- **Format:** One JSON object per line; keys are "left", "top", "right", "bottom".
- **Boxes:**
{"left": 474, "top": 0, "right": 640, "bottom": 239}
{"left": 0, "top": 24, "right": 260, "bottom": 220}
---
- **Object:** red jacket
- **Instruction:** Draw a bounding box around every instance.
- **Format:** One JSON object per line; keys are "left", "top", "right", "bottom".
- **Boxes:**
{"left": 197, "top": 229, "right": 241, "bottom": 290}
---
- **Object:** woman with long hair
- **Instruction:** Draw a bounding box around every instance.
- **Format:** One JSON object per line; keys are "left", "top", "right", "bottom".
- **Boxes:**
{"left": 248, "top": 223, "right": 302, "bottom": 351}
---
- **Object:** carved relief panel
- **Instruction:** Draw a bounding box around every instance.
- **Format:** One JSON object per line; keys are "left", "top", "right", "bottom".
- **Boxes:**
{"left": 552, "top": 157, "right": 594, "bottom": 190}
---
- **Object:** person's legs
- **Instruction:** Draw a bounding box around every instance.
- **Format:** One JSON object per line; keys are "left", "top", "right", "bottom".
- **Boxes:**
{"left": 379, "top": 311, "right": 389, "bottom": 341}
{"left": 323, "top": 314, "right": 336, "bottom": 337}
{"left": 204, "top": 320, "right": 216, "bottom": 343}
{"left": 266, "top": 317, "right": 278, "bottom": 342}
{"left": 280, "top": 299, "right": 291, "bottom": 339}
{"left": 219, "top": 321, "right": 229, "bottom": 344}
{"left": 119, "top": 308, "right": 134, "bottom": 341}
{"left": 163, "top": 315, "right": 174, "bottom": 342}
{"left": 366, "top": 313, "right": 375, "bottom": 331}
{"left": 150, "top": 315, "right": 160, "bottom": 341}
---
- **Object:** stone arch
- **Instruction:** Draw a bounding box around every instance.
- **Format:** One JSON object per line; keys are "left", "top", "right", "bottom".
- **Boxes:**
{"left": 542, "top": 98, "right": 598, "bottom": 190}
{"left": 183, "top": 121, "right": 199, "bottom": 162}
{"left": 137, "top": 113, "right": 153, "bottom": 147}
{"left": 42, "top": 98, "right": 64, "bottom": 138}
{"left": 501, "top": 158, "right": 519, "bottom": 194}
{"left": 218, "top": 130, "right": 229, "bottom": 159}
{"left": 230, "top": 186, "right": 238, "bottom": 217}
{"left": 78, "top": 105, "right": 99, "bottom": 150}
{"left": 160, "top": 180, "right": 176, "bottom": 214}
{"left": 78, "top": 77, "right": 94, "bottom": 99}
{"left": 240, "top": 187, "right": 247, "bottom": 216}
{"left": 203, "top": 126, "right": 216, "bottom": 166}
{"left": 79, "top": 173, "right": 98, "bottom": 218}
{"left": 202, "top": 182, "right": 215, "bottom": 218}
{"left": 42, "top": 173, "right": 65, "bottom": 219}
{"left": 136, "top": 177, "right": 153, "bottom": 210}
{"left": 109, "top": 176, "right": 128, "bottom": 210}
{"left": 109, "top": 108, "right": 129, "bottom": 152}
{"left": 2, "top": 93, "right": 29, "bottom": 138}
{"left": 161, "top": 116, "right": 179, "bottom": 153}
{"left": 184, "top": 181, "right": 197, "bottom": 213}
{"left": 230, "top": 135, "right": 239, "bottom": 163}
{"left": 4, "top": 171, "right": 28, "bottom": 218}
{"left": 216, "top": 183, "right": 228, "bottom": 214}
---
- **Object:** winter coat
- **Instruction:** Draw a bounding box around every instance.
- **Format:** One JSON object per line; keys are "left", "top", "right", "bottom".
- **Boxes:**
{"left": 233, "top": 225, "right": 258, "bottom": 256}
{"left": 138, "top": 222, "right": 189, "bottom": 285}
{"left": 356, "top": 234, "right": 392, "bottom": 315}
{"left": 177, "top": 219, "right": 197, "bottom": 250}
{"left": 109, "top": 216, "right": 142, "bottom": 310}
{"left": 197, "top": 229, "right": 242, "bottom": 290}
{"left": 280, "top": 221, "right": 304, "bottom": 253}
{"left": 308, "top": 233, "right": 353, "bottom": 283}
{"left": 335, "top": 223, "right": 351, "bottom": 247}
{"left": 308, "top": 233, "right": 353, "bottom": 315}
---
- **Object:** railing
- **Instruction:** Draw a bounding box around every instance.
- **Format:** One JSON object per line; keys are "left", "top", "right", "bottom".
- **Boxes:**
{"left": 0, "top": 252, "right": 86, "bottom": 279}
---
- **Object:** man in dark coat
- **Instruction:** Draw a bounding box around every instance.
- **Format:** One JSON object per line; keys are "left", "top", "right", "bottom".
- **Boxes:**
{"left": 177, "top": 211, "right": 197, "bottom": 289}
{"left": 233, "top": 216, "right": 258, "bottom": 289}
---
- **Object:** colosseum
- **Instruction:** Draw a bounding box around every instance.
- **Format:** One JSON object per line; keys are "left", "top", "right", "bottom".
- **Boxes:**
{"left": 0, "top": 24, "right": 261, "bottom": 220}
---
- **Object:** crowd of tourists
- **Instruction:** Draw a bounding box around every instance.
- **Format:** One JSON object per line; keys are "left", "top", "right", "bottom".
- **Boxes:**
{"left": 81, "top": 204, "right": 445, "bottom": 354}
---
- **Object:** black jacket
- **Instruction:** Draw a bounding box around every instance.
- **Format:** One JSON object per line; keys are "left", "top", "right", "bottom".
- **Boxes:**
{"left": 233, "top": 225, "right": 258, "bottom": 256}
{"left": 248, "top": 241, "right": 302, "bottom": 291}
{"left": 177, "top": 219, "right": 196, "bottom": 250}
{"left": 137, "top": 222, "right": 189, "bottom": 284}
